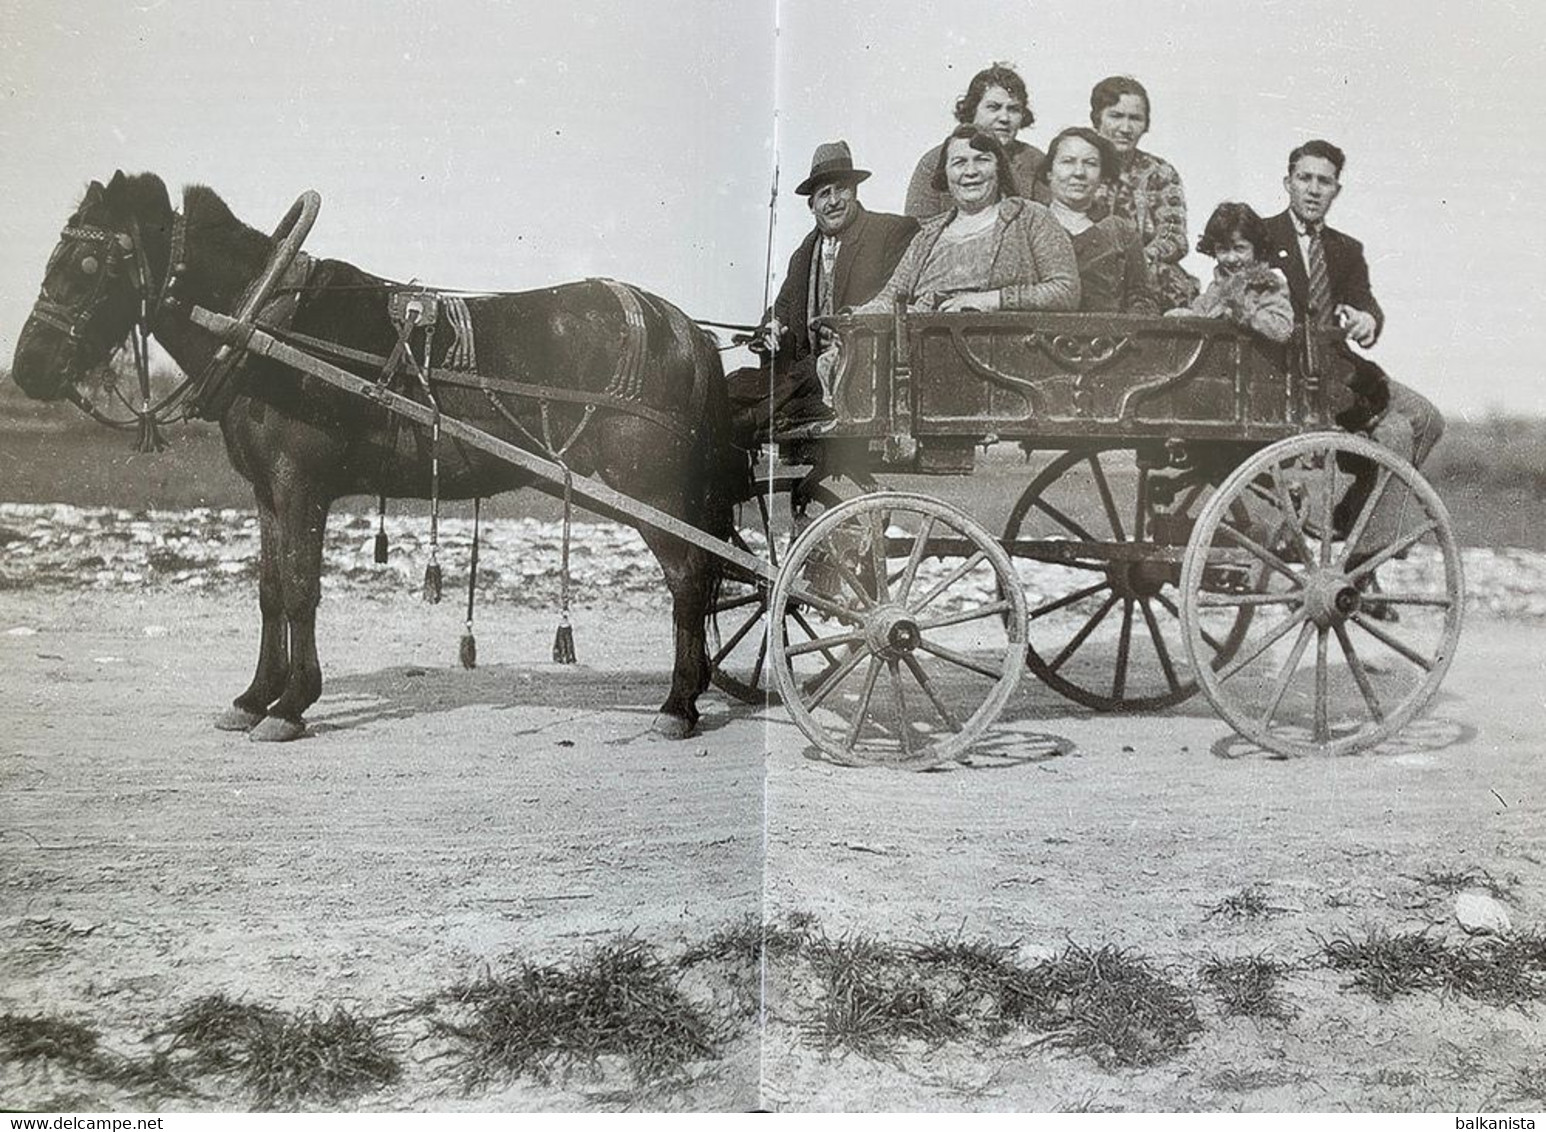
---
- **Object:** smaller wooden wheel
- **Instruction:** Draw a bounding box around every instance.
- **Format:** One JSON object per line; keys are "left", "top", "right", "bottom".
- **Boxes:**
{"left": 709, "top": 483, "right": 842, "bottom": 704}
{"left": 1180, "top": 433, "right": 1464, "bottom": 757}
{"left": 770, "top": 492, "right": 1027, "bottom": 769}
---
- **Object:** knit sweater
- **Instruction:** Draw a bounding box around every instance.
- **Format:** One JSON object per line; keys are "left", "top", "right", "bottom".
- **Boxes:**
{"left": 854, "top": 197, "right": 1080, "bottom": 314}
{"left": 1182, "top": 263, "right": 1294, "bottom": 342}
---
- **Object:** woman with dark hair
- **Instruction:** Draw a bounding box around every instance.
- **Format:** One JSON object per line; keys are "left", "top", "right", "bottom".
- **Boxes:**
{"left": 1040, "top": 126, "right": 1157, "bottom": 315}
{"left": 1169, "top": 201, "right": 1293, "bottom": 342}
{"left": 857, "top": 126, "right": 1078, "bottom": 315}
{"left": 1088, "top": 75, "right": 1200, "bottom": 311}
{"left": 904, "top": 63, "right": 1044, "bottom": 218}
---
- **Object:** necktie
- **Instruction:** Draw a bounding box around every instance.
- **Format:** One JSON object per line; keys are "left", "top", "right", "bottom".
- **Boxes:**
{"left": 817, "top": 237, "right": 838, "bottom": 316}
{"left": 1306, "top": 225, "right": 1333, "bottom": 330}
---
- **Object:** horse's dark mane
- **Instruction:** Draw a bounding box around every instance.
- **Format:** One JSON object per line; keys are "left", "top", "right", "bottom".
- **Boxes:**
{"left": 183, "top": 183, "right": 271, "bottom": 265}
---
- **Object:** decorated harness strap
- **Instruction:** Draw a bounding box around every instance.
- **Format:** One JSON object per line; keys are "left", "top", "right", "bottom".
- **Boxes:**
{"left": 598, "top": 278, "right": 649, "bottom": 401}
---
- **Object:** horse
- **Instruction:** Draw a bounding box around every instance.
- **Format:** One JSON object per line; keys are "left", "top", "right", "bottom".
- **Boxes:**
{"left": 11, "top": 171, "right": 742, "bottom": 742}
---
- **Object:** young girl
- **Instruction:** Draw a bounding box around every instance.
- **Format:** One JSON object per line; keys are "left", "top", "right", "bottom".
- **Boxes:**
{"left": 1174, "top": 201, "right": 1293, "bottom": 342}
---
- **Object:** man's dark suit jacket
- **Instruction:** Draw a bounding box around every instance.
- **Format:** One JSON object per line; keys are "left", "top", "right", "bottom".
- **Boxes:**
{"left": 1262, "top": 209, "right": 1385, "bottom": 343}
{"left": 1263, "top": 208, "right": 1388, "bottom": 421}
{"left": 769, "top": 205, "right": 919, "bottom": 362}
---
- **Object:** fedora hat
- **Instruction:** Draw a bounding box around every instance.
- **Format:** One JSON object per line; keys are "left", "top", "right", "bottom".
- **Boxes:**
{"left": 795, "top": 140, "right": 871, "bottom": 196}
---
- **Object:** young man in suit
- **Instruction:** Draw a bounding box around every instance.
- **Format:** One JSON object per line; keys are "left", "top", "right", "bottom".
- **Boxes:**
{"left": 1265, "top": 139, "right": 1444, "bottom": 554}
{"left": 729, "top": 141, "right": 918, "bottom": 430}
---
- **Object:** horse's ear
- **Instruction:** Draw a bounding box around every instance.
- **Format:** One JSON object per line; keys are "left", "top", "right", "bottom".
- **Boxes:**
{"left": 83, "top": 180, "right": 105, "bottom": 204}
{"left": 107, "top": 170, "right": 128, "bottom": 196}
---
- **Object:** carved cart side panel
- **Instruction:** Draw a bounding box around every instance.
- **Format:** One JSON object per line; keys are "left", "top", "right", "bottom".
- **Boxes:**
{"left": 826, "top": 313, "right": 896, "bottom": 437}
{"left": 905, "top": 313, "right": 1302, "bottom": 444}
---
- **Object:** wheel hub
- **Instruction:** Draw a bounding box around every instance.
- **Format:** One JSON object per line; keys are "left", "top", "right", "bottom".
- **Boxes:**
{"left": 1108, "top": 559, "right": 1173, "bottom": 599}
{"left": 1300, "top": 569, "right": 1361, "bottom": 628}
{"left": 865, "top": 605, "right": 921, "bottom": 659}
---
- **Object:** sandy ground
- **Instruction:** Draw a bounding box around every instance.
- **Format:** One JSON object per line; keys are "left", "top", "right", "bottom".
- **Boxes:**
{"left": 1, "top": 576, "right": 1544, "bottom": 1111}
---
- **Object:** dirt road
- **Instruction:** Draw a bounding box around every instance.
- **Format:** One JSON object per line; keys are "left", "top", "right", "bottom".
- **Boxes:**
{"left": 2, "top": 578, "right": 1543, "bottom": 1110}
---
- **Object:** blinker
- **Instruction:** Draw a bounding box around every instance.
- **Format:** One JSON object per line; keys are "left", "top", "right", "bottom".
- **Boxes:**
{"left": 116, "top": 233, "right": 133, "bottom": 251}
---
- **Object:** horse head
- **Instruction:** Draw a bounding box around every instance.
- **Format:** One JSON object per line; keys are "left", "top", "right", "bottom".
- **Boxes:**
{"left": 12, "top": 171, "right": 176, "bottom": 401}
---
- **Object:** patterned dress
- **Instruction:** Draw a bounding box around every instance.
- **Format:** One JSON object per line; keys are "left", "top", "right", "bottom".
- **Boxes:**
{"left": 1091, "top": 148, "right": 1200, "bottom": 312}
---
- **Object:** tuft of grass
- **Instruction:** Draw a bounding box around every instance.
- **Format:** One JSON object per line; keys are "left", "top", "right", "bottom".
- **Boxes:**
{"left": 801, "top": 935, "right": 976, "bottom": 1058}
{"left": 800, "top": 935, "right": 1200, "bottom": 1069}
{"left": 1206, "top": 887, "right": 1275, "bottom": 919}
{"left": 1322, "top": 928, "right": 1546, "bottom": 1006}
{"left": 0, "top": 1013, "right": 192, "bottom": 1100}
{"left": 676, "top": 911, "right": 814, "bottom": 971}
{"left": 1414, "top": 866, "right": 1516, "bottom": 903}
{"left": 433, "top": 938, "right": 719, "bottom": 1089}
{"left": 1200, "top": 955, "right": 1297, "bottom": 1021}
{"left": 1016, "top": 944, "right": 1202, "bottom": 1069}
{"left": 161, "top": 994, "right": 399, "bottom": 1110}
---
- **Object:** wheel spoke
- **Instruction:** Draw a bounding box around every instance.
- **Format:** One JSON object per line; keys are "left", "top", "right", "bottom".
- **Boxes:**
{"left": 1365, "top": 592, "right": 1453, "bottom": 608}
{"left": 785, "top": 630, "right": 865, "bottom": 658}
{"left": 917, "top": 599, "right": 1015, "bottom": 632}
{"left": 1111, "top": 598, "right": 1134, "bottom": 701}
{"left": 804, "top": 645, "right": 869, "bottom": 711}
{"left": 916, "top": 639, "right": 1004, "bottom": 681}
{"left": 1349, "top": 613, "right": 1435, "bottom": 673}
{"left": 1031, "top": 496, "right": 1099, "bottom": 543}
{"left": 844, "top": 657, "right": 884, "bottom": 752}
{"left": 1318, "top": 447, "right": 1336, "bottom": 567}
{"left": 748, "top": 630, "right": 768, "bottom": 693}
{"left": 1271, "top": 469, "right": 1315, "bottom": 566}
{"left": 1334, "top": 466, "right": 1393, "bottom": 567}
{"left": 910, "top": 549, "right": 988, "bottom": 614}
{"left": 1138, "top": 597, "right": 1181, "bottom": 694}
{"left": 902, "top": 654, "right": 963, "bottom": 732}
{"left": 1218, "top": 523, "right": 1301, "bottom": 585}
{"left": 784, "top": 586, "right": 867, "bottom": 626}
{"left": 870, "top": 510, "right": 890, "bottom": 603}
{"left": 1195, "top": 591, "right": 1303, "bottom": 608}
{"left": 1217, "top": 608, "right": 1309, "bottom": 684}
{"left": 1157, "top": 591, "right": 1227, "bottom": 655}
{"left": 1133, "top": 466, "right": 1149, "bottom": 542}
{"left": 1088, "top": 453, "right": 1127, "bottom": 541}
{"left": 832, "top": 552, "right": 877, "bottom": 609}
{"left": 1258, "top": 620, "right": 1316, "bottom": 728}
{"left": 1048, "top": 593, "right": 1119, "bottom": 673}
{"left": 791, "top": 608, "right": 848, "bottom": 666}
{"left": 1334, "top": 622, "right": 1385, "bottom": 722}
{"left": 713, "top": 590, "right": 764, "bottom": 616}
{"left": 895, "top": 516, "right": 937, "bottom": 602}
{"left": 888, "top": 660, "right": 915, "bottom": 760}
{"left": 711, "top": 604, "right": 763, "bottom": 665}
{"left": 1029, "top": 581, "right": 1111, "bottom": 620}
{"left": 1344, "top": 520, "right": 1440, "bottom": 581}
{"left": 1314, "top": 625, "right": 1330, "bottom": 742}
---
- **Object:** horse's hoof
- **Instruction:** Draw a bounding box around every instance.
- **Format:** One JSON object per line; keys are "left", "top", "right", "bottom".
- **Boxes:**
{"left": 651, "top": 712, "right": 697, "bottom": 740}
{"left": 249, "top": 716, "right": 307, "bottom": 743}
{"left": 214, "top": 706, "right": 264, "bottom": 732}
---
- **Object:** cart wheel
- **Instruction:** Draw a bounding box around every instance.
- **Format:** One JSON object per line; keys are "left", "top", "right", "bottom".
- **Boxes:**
{"left": 709, "top": 482, "right": 842, "bottom": 704}
{"left": 1003, "top": 447, "right": 1256, "bottom": 711}
{"left": 770, "top": 492, "right": 1026, "bottom": 769}
{"left": 1180, "top": 433, "right": 1464, "bottom": 757}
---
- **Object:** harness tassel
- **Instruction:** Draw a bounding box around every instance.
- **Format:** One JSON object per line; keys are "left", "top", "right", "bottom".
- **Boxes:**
{"left": 374, "top": 495, "right": 390, "bottom": 564}
{"left": 552, "top": 470, "right": 577, "bottom": 664}
{"left": 459, "top": 498, "right": 481, "bottom": 669}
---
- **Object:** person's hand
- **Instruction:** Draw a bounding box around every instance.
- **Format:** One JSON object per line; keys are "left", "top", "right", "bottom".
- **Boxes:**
{"left": 1336, "top": 304, "right": 1378, "bottom": 348}
{"left": 762, "top": 317, "right": 790, "bottom": 354}
{"left": 937, "top": 290, "right": 1001, "bottom": 313}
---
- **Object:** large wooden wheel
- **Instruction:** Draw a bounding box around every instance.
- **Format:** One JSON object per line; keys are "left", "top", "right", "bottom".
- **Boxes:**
{"left": 1180, "top": 433, "right": 1464, "bottom": 757}
{"left": 770, "top": 492, "right": 1027, "bottom": 769}
{"left": 709, "top": 482, "right": 841, "bottom": 704}
{"left": 1003, "top": 447, "right": 1257, "bottom": 711}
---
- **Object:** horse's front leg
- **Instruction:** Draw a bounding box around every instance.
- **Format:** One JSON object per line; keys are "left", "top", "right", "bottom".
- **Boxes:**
{"left": 639, "top": 529, "right": 716, "bottom": 739}
{"left": 215, "top": 502, "right": 288, "bottom": 732}
{"left": 249, "top": 492, "right": 330, "bottom": 743}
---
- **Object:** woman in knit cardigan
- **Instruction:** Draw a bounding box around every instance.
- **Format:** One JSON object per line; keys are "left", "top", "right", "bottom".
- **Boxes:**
{"left": 855, "top": 125, "right": 1079, "bottom": 316}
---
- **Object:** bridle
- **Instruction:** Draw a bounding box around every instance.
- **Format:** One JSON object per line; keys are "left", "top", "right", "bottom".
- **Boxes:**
{"left": 30, "top": 209, "right": 195, "bottom": 450}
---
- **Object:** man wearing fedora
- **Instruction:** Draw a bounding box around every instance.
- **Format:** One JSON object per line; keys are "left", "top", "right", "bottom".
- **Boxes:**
{"left": 733, "top": 140, "right": 917, "bottom": 429}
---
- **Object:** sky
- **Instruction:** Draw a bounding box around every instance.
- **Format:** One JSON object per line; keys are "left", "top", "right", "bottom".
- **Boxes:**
{"left": 2, "top": 0, "right": 1543, "bottom": 418}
